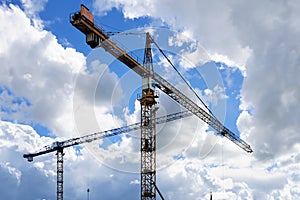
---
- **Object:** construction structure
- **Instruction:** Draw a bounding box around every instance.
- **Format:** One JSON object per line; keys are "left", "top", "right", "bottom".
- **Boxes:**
{"left": 24, "top": 111, "right": 193, "bottom": 199}
{"left": 24, "top": 4, "right": 253, "bottom": 200}
{"left": 138, "top": 32, "right": 159, "bottom": 199}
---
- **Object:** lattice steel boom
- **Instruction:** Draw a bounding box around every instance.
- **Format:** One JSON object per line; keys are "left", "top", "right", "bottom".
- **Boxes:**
{"left": 69, "top": 5, "right": 253, "bottom": 153}
{"left": 23, "top": 110, "right": 192, "bottom": 161}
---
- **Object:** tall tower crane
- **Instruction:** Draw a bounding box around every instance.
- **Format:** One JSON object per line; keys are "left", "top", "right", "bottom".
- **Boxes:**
{"left": 69, "top": 4, "right": 252, "bottom": 200}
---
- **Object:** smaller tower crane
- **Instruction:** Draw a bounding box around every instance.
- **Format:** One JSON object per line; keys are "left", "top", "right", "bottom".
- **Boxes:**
{"left": 23, "top": 110, "right": 193, "bottom": 200}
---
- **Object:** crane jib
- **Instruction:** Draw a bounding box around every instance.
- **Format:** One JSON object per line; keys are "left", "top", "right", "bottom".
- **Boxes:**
{"left": 23, "top": 110, "right": 194, "bottom": 161}
{"left": 69, "top": 7, "right": 253, "bottom": 153}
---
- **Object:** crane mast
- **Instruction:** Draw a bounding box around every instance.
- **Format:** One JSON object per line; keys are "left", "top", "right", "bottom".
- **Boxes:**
{"left": 56, "top": 148, "right": 64, "bottom": 200}
{"left": 139, "top": 33, "right": 158, "bottom": 199}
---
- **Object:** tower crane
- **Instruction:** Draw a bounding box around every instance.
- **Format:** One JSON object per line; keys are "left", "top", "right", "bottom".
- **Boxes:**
{"left": 69, "top": 4, "right": 252, "bottom": 200}
{"left": 24, "top": 110, "right": 193, "bottom": 200}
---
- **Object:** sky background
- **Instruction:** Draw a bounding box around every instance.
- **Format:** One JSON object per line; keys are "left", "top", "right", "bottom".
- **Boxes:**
{"left": 0, "top": 0, "right": 300, "bottom": 199}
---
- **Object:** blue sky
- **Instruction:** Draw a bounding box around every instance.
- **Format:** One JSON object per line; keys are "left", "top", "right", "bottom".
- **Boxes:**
{"left": 1, "top": 0, "right": 300, "bottom": 199}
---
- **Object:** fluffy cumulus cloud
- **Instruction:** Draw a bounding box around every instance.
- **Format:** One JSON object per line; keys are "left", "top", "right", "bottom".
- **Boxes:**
{"left": 233, "top": 1, "right": 300, "bottom": 160}
{"left": 0, "top": 3, "right": 84, "bottom": 137}
{"left": 0, "top": 2, "right": 125, "bottom": 138}
{"left": 0, "top": 120, "right": 55, "bottom": 199}
{"left": 93, "top": 0, "right": 252, "bottom": 71}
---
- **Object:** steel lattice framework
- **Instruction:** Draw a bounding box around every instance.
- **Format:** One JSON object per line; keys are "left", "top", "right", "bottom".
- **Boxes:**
{"left": 56, "top": 148, "right": 64, "bottom": 200}
{"left": 139, "top": 33, "right": 158, "bottom": 199}
{"left": 140, "top": 103, "right": 157, "bottom": 199}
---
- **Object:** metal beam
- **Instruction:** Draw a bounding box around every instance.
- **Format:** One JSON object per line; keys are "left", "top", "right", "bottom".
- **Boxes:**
{"left": 140, "top": 33, "right": 158, "bottom": 200}
{"left": 56, "top": 148, "right": 64, "bottom": 200}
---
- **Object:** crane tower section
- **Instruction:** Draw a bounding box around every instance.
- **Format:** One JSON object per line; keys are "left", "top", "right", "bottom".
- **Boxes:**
{"left": 56, "top": 148, "right": 64, "bottom": 200}
{"left": 139, "top": 33, "right": 158, "bottom": 199}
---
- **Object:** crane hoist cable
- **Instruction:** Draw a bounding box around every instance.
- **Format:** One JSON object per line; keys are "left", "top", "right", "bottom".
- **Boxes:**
{"left": 150, "top": 38, "right": 218, "bottom": 120}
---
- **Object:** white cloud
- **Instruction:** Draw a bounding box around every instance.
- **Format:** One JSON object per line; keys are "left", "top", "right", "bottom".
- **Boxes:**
{"left": 0, "top": 4, "right": 125, "bottom": 139}
{"left": 204, "top": 85, "right": 228, "bottom": 107}
{"left": 233, "top": 1, "right": 300, "bottom": 160}
{"left": 179, "top": 42, "right": 211, "bottom": 69}
{"left": 20, "top": 0, "right": 48, "bottom": 29}
{"left": 20, "top": 0, "right": 47, "bottom": 16}
{"left": 168, "top": 31, "right": 193, "bottom": 48}
{"left": 0, "top": 4, "right": 87, "bottom": 137}
{"left": 1, "top": 162, "right": 22, "bottom": 184}
{"left": 93, "top": 0, "right": 251, "bottom": 71}
{"left": 236, "top": 110, "right": 253, "bottom": 138}
{"left": 0, "top": 120, "right": 56, "bottom": 199}
{"left": 72, "top": 59, "right": 125, "bottom": 136}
